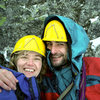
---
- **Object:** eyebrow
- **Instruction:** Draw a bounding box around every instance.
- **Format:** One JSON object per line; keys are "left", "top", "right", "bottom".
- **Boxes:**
{"left": 34, "top": 54, "right": 42, "bottom": 57}
{"left": 54, "top": 41, "right": 66, "bottom": 44}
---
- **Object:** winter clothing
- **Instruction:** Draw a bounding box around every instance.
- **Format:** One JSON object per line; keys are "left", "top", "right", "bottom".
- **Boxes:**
{"left": 0, "top": 65, "right": 40, "bottom": 100}
{"left": 41, "top": 15, "right": 89, "bottom": 100}
{"left": 84, "top": 57, "right": 100, "bottom": 100}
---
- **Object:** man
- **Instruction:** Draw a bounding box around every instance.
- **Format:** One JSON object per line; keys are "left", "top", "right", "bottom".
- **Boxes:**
{"left": 40, "top": 15, "right": 89, "bottom": 100}
{"left": 0, "top": 15, "right": 100, "bottom": 100}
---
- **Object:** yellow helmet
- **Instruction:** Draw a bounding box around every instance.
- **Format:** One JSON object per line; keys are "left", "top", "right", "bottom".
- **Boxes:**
{"left": 11, "top": 35, "right": 45, "bottom": 57}
{"left": 42, "top": 20, "right": 67, "bottom": 42}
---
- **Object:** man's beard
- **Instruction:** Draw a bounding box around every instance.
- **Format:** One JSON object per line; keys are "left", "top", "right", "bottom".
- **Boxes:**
{"left": 50, "top": 53, "right": 67, "bottom": 68}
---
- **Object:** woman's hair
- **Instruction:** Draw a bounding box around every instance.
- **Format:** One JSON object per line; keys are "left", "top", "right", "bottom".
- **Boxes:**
{"left": 9, "top": 50, "right": 47, "bottom": 84}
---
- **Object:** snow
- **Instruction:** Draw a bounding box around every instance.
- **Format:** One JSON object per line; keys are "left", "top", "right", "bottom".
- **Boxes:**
{"left": 89, "top": 16, "right": 99, "bottom": 23}
{"left": 90, "top": 37, "right": 100, "bottom": 50}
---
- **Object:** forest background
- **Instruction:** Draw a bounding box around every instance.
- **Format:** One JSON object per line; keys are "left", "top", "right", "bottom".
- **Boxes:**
{"left": 0, "top": 0, "right": 100, "bottom": 66}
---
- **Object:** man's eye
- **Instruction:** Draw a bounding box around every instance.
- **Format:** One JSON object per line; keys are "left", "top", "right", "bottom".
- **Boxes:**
{"left": 57, "top": 42, "right": 65, "bottom": 46}
{"left": 46, "top": 42, "right": 52, "bottom": 46}
{"left": 57, "top": 43, "right": 64, "bottom": 45}
{"left": 47, "top": 43, "right": 50, "bottom": 45}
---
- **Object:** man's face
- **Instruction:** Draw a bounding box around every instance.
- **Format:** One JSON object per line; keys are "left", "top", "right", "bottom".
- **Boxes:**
{"left": 46, "top": 41, "right": 68, "bottom": 68}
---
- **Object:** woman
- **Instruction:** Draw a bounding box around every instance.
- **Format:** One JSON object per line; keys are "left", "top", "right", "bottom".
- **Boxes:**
{"left": 0, "top": 35, "right": 47, "bottom": 100}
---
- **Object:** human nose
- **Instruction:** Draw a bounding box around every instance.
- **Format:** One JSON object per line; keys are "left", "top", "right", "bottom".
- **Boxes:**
{"left": 50, "top": 45, "right": 57, "bottom": 54}
{"left": 27, "top": 58, "right": 34, "bottom": 66}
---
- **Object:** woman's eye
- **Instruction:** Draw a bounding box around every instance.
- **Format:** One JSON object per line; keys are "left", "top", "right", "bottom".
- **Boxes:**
{"left": 21, "top": 56, "right": 27, "bottom": 59}
{"left": 35, "top": 58, "right": 41, "bottom": 61}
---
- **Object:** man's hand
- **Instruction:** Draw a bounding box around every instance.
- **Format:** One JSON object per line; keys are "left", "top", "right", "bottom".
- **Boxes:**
{"left": 0, "top": 69, "right": 18, "bottom": 92}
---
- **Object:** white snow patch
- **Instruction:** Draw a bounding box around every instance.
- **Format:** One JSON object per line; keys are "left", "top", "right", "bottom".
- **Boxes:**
{"left": 90, "top": 16, "right": 99, "bottom": 23}
{"left": 90, "top": 37, "right": 100, "bottom": 50}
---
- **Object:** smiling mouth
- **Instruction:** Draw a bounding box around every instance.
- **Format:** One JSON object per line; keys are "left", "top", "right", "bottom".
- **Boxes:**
{"left": 52, "top": 55, "right": 61, "bottom": 59}
{"left": 24, "top": 68, "right": 35, "bottom": 72}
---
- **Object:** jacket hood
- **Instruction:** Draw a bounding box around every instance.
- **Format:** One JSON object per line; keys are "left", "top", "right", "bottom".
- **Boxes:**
{"left": 42, "top": 15, "right": 89, "bottom": 73}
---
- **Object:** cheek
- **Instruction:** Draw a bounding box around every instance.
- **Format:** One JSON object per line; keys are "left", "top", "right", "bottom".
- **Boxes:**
{"left": 16, "top": 59, "right": 23, "bottom": 71}
{"left": 35, "top": 62, "right": 42, "bottom": 77}
{"left": 36, "top": 61, "right": 42, "bottom": 70}
{"left": 62, "top": 47, "right": 68, "bottom": 58}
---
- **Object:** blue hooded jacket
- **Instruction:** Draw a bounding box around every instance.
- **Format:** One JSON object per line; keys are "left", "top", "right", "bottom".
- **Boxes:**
{"left": 41, "top": 15, "right": 89, "bottom": 100}
{"left": 0, "top": 65, "right": 40, "bottom": 100}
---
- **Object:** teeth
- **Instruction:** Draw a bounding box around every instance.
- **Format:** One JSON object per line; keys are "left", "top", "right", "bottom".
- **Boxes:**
{"left": 24, "top": 69, "right": 34, "bottom": 72}
{"left": 52, "top": 56, "right": 59, "bottom": 58}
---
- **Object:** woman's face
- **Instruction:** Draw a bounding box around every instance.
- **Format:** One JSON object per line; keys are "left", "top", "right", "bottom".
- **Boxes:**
{"left": 16, "top": 51, "right": 42, "bottom": 78}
